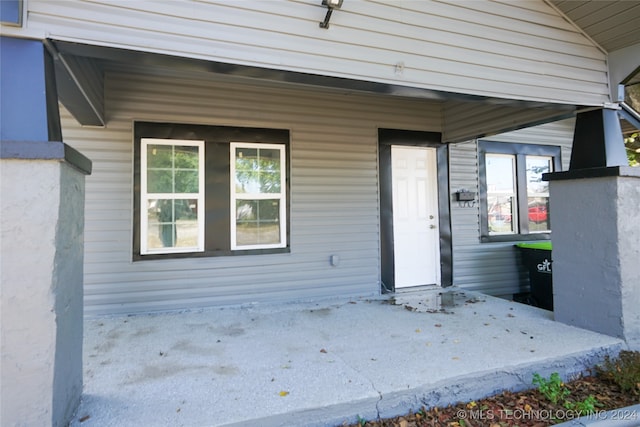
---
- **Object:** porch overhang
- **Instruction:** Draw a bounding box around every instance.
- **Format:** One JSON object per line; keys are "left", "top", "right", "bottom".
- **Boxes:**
{"left": 50, "top": 39, "right": 578, "bottom": 143}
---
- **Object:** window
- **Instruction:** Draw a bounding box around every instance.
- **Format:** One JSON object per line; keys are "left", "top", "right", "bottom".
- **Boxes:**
{"left": 485, "top": 154, "right": 517, "bottom": 235}
{"left": 134, "top": 123, "right": 289, "bottom": 260}
{"left": 230, "top": 143, "right": 286, "bottom": 250}
{"left": 141, "top": 139, "right": 205, "bottom": 254}
{"left": 479, "top": 141, "right": 561, "bottom": 242}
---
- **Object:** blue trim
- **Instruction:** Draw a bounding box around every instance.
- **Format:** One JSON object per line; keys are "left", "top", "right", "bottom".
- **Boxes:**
{"left": 1, "top": 141, "right": 92, "bottom": 175}
{"left": 0, "top": 0, "right": 22, "bottom": 26}
{"left": 0, "top": 37, "right": 49, "bottom": 141}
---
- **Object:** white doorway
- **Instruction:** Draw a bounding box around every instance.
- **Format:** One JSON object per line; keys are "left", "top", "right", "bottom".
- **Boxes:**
{"left": 391, "top": 146, "right": 441, "bottom": 288}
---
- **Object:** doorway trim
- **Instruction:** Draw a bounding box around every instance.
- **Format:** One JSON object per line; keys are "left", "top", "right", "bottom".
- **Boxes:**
{"left": 378, "top": 129, "right": 452, "bottom": 293}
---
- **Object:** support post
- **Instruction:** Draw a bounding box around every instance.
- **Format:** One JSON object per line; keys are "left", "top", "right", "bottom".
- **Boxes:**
{"left": 568, "top": 107, "right": 628, "bottom": 169}
{"left": 0, "top": 36, "right": 92, "bottom": 427}
{"left": 545, "top": 108, "right": 639, "bottom": 350}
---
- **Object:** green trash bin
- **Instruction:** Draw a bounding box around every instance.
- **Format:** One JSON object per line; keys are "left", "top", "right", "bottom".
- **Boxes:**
{"left": 515, "top": 242, "right": 553, "bottom": 311}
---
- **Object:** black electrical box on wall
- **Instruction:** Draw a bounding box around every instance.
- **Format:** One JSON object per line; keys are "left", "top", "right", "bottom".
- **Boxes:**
{"left": 455, "top": 191, "right": 475, "bottom": 201}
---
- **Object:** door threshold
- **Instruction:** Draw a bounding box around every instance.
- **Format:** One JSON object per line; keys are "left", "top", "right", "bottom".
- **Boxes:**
{"left": 388, "top": 285, "right": 456, "bottom": 312}
{"left": 394, "top": 284, "right": 441, "bottom": 294}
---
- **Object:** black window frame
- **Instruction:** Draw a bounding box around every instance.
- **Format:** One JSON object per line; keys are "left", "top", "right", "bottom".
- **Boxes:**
{"left": 479, "top": 141, "right": 561, "bottom": 243}
{"left": 133, "top": 122, "right": 290, "bottom": 261}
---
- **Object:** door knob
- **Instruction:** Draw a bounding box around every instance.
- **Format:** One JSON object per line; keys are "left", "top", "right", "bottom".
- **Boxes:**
{"left": 430, "top": 224, "right": 436, "bottom": 229}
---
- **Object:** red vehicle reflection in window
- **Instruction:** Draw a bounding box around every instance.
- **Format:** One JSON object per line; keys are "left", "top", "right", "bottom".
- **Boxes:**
{"left": 528, "top": 205, "right": 547, "bottom": 223}
{"left": 489, "top": 207, "right": 547, "bottom": 224}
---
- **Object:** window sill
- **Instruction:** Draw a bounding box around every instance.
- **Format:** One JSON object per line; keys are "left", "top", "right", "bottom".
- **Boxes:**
{"left": 481, "top": 233, "right": 551, "bottom": 243}
{"left": 133, "top": 247, "right": 290, "bottom": 261}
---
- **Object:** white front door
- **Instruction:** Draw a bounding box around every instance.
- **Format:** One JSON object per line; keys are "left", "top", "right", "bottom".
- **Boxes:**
{"left": 392, "top": 146, "right": 441, "bottom": 288}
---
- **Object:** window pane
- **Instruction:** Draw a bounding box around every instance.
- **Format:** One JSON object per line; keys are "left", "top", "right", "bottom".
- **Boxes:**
{"left": 235, "top": 199, "right": 281, "bottom": 246}
{"left": 147, "top": 144, "right": 200, "bottom": 194}
{"left": 486, "top": 154, "right": 517, "bottom": 234}
{"left": 147, "top": 170, "right": 173, "bottom": 193}
{"left": 147, "top": 144, "right": 172, "bottom": 168}
{"left": 526, "top": 156, "right": 552, "bottom": 232}
{"left": 173, "top": 145, "right": 199, "bottom": 169}
{"left": 146, "top": 199, "right": 199, "bottom": 250}
{"left": 488, "top": 196, "right": 515, "bottom": 234}
{"left": 175, "top": 170, "right": 199, "bottom": 193}
{"left": 235, "top": 148, "right": 281, "bottom": 194}
{"left": 526, "top": 156, "right": 552, "bottom": 196}
{"left": 486, "top": 155, "right": 515, "bottom": 193}
{"left": 528, "top": 196, "right": 550, "bottom": 232}
{"left": 235, "top": 148, "right": 258, "bottom": 193}
{"left": 259, "top": 171, "right": 281, "bottom": 193}
{"left": 235, "top": 148, "right": 258, "bottom": 171}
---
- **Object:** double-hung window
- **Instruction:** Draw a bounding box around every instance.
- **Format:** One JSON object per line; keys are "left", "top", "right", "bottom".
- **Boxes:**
{"left": 479, "top": 141, "right": 561, "bottom": 242}
{"left": 134, "top": 123, "right": 289, "bottom": 260}
{"left": 141, "top": 139, "right": 205, "bottom": 254}
{"left": 231, "top": 143, "right": 286, "bottom": 250}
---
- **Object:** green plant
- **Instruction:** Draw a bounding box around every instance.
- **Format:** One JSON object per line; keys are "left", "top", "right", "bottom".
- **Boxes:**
{"left": 356, "top": 415, "right": 367, "bottom": 426}
{"left": 533, "top": 373, "right": 601, "bottom": 415}
{"left": 596, "top": 350, "right": 640, "bottom": 394}
{"left": 532, "top": 372, "right": 570, "bottom": 405}
{"left": 565, "top": 395, "right": 599, "bottom": 414}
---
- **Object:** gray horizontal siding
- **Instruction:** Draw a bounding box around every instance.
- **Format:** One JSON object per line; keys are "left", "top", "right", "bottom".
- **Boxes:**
{"left": 62, "top": 66, "right": 442, "bottom": 316}
{"left": 15, "top": 0, "right": 608, "bottom": 106}
{"left": 449, "top": 119, "right": 575, "bottom": 297}
{"left": 485, "top": 119, "right": 575, "bottom": 170}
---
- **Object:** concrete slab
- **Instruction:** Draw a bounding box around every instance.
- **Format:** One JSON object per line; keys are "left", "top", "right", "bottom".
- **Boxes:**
{"left": 70, "top": 288, "right": 624, "bottom": 427}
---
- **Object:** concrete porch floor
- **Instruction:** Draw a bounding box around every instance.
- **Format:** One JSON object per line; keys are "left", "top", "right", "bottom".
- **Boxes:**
{"left": 70, "top": 288, "right": 624, "bottom": 427}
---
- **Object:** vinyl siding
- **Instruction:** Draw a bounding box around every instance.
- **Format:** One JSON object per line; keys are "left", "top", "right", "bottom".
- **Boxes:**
{"left": 61, "top": 66, "right": 443, "bottom": 316}
{"left": 449, "top": 119, "right": 575, "bottom": 297}
{"left": 18, "top": 0, "right": 608, "bottom": 106}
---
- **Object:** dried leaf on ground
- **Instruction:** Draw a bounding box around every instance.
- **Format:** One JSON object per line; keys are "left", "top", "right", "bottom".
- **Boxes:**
{"left": 344, "top": 374, "right": 639, "bottom": 427}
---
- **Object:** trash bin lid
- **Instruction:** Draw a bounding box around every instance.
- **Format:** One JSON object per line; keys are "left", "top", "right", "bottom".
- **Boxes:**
{"left": 515, "top": 241, "right": 552, "bottom": 250}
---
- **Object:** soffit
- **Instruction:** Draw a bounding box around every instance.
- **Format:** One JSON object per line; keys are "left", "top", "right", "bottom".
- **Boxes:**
{"left": 550, "top": 0, "right": 640, "bottom": 53}
{"left": 549, "top": 1, "right": 640, "bottom": 136}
